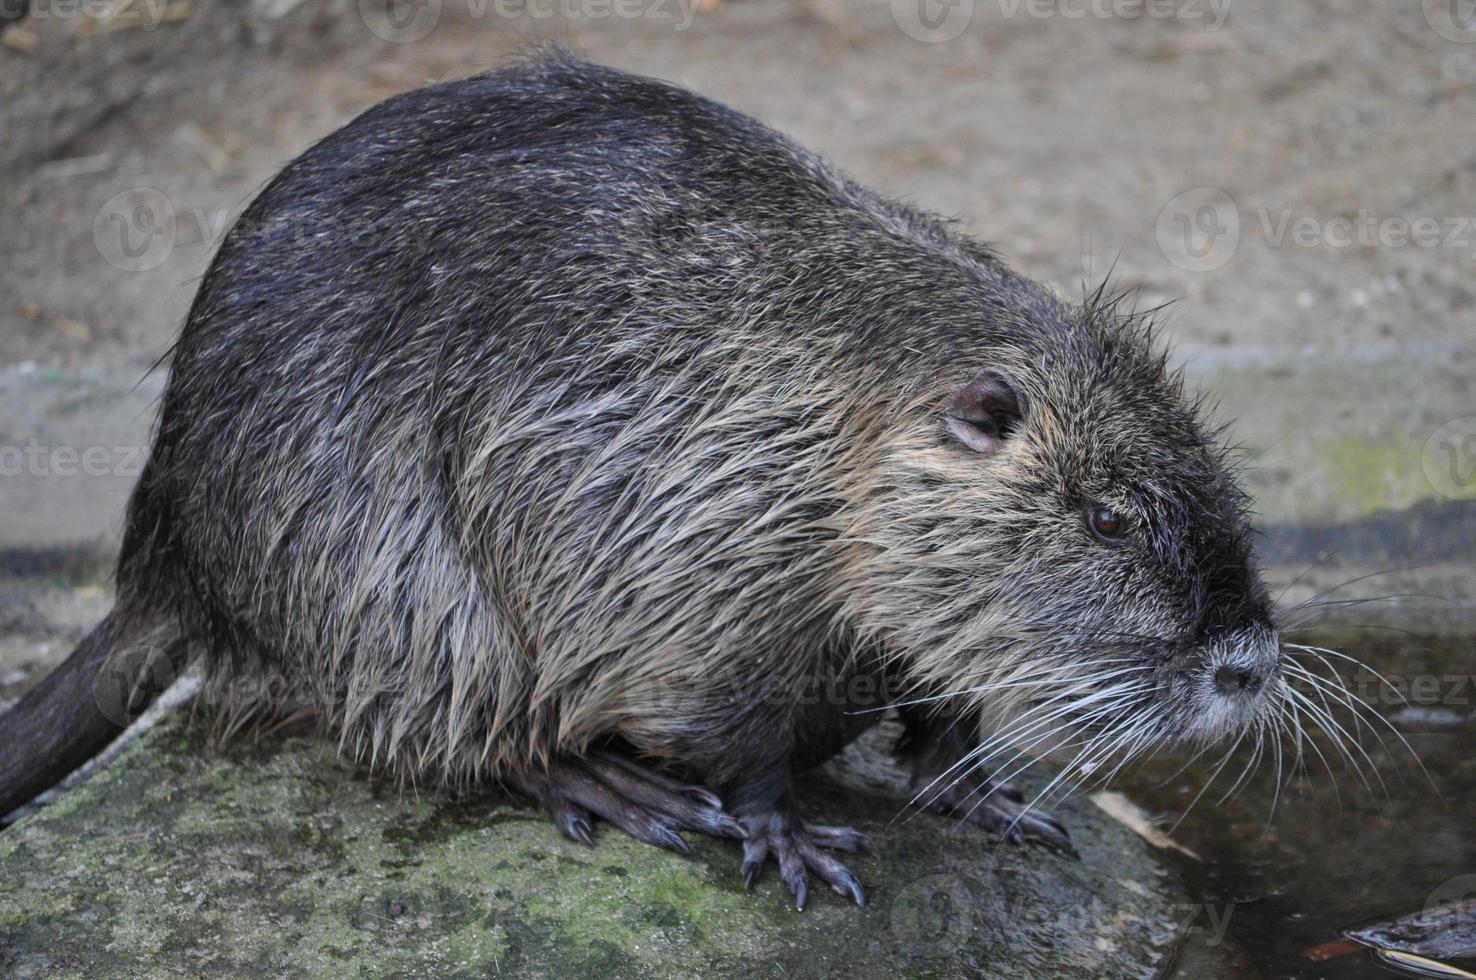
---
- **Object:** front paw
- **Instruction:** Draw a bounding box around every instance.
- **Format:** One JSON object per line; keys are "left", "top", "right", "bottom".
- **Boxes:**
{"left": 739, "top": 810, "right": 876, "bottom": 910}
{"left": 923, "top": 778, "right": 1078, "bottom": 859}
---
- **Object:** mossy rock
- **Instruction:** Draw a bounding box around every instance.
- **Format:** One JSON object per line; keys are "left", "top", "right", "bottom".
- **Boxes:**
{"left": 0, "top": 714, "right": 1186, "bottom": 978}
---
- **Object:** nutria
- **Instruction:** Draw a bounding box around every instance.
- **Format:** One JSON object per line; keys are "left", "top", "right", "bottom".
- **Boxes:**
{"left": 0, "top": 52, "right": 1292, "bottom": 908}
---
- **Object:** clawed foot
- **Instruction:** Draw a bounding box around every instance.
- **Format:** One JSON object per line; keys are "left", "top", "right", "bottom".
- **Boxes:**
{"left": 739, "top": 810, "right": 876, "bottom": 910}
{"left": 919, "top": 774, "right": 1077, "bottom": 859}
{"left": 508, "top": 751, "right": 744, "bottom": 853}
{"left": 512, "top": 751, "right": 1058, "bottom": 910}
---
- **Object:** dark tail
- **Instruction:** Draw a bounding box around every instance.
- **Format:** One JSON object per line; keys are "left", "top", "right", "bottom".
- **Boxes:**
{"left": 0, "top": 610, "right": 184, "bottom": 817}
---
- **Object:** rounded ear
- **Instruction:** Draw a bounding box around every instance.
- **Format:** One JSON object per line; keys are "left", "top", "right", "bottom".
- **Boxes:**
{"left": 942, "top": 369, "right": 1025, "bottom": 454}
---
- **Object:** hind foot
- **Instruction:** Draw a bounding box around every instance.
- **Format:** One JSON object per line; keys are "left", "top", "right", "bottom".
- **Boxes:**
{"left": 508, "top": 751, "right": 744, "bottom": 853}
{"left": 919, "top": 772, "right": 1077, "bottom": 858}
{"left": 725, "top": 758, "right": 876, "bottom": 910}
{"left": 739, "top": 808, "right": 875, "bottom": 909}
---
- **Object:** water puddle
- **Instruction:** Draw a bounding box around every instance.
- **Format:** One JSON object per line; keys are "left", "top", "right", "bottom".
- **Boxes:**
{"left": 1117, "top": 631, "right": 1475, "bottom": 979}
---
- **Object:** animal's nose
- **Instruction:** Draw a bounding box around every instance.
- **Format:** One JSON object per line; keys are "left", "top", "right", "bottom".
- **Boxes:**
{"left": 1213, "top": 664, "right": 1263, "bottom": 696}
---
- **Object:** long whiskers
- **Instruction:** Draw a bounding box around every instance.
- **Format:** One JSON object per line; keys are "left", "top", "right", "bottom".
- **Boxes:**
{"left": 899, "top": 668, "right": 1150, "bottom": 818}
{"left": 891, "top": 635, "right": 1427, "bottom": 842}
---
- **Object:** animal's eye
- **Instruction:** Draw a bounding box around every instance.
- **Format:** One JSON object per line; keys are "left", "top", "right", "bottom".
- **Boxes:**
{"left": 1085, "top": 504, "right": 1127, "bottom": 542}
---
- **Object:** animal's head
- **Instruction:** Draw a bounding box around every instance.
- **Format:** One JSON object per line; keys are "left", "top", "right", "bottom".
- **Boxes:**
{"left": 847, "top": 297, "right": 1282, "bottom": 767}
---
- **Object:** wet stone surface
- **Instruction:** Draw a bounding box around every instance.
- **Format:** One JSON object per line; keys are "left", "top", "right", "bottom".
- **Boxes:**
{"left": 0, "top": 716, "right": 1186, "bottom": 979}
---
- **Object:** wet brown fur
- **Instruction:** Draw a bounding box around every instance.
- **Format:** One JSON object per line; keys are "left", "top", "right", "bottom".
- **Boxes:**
{"left": 1, "top": 54, "right": 1282, "bottom": 837}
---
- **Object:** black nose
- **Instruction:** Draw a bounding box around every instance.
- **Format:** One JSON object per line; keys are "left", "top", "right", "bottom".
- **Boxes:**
{"left": 1213, "top": 665, "right": 1262, "bottom": 696}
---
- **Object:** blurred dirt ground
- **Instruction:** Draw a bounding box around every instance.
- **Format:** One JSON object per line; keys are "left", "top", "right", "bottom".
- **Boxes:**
{"left": 2, "top": 0, "right": 1474, "bottom": 694}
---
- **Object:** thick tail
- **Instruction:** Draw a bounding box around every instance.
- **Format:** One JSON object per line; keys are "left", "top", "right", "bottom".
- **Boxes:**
{"left": 0, "top": 610, "right": 185, "bottom": 817}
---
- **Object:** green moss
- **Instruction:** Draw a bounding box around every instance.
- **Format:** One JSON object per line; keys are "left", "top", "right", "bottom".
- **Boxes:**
{"left": 1189, "top": 358, "right": 1470, "bottom": 524}
{"left": 0, "top": 715, "right": 1185, "bottom": 978}
{"left": 1318, "top": 434, "right": 1432, "bottom": 515}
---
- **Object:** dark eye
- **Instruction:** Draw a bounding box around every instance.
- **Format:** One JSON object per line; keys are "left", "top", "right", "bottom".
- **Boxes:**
{"left": 1086, "top": 504, "right": 1127, "bottom": 542}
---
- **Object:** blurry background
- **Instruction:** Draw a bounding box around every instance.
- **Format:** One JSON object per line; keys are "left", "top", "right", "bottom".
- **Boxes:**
{"left": 1, "top": 2, "right": 1473, "bottom": 977}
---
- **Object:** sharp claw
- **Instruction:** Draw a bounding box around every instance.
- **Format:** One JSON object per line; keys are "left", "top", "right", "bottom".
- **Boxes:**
{"left": 684, "top": 787, "right": 723, "bottom": 809}
{"left": 710, "top": 813, "right": 747, "bottom": 840}
{"left": 1024, "top": 820, "right": 1076, "bottom": 858}
{"left": 791, "top": 876, "right": 808, "bottom": 911}
{"left": 809, "top": 825, "right": 878, "bottom": 854}
{"left": 740, "top": 819, "right": 873, "bottom": 908}
{"left": 567, "top": 816, "right": 595, "bottom": 847}
{"left": 741, "top": 837, "right": 769, "bottom": 888}
{"left": 1014, "top": 810, "right": 1073, "bottom": 853}
{"left": 828, "top": 867, "right": 866, "bottom": 906}
{"left": 644, "top": 823, "right": 690, "bottom": 854}
{"left": 1044, "top": 830, "right": 1079, "bottom": 860}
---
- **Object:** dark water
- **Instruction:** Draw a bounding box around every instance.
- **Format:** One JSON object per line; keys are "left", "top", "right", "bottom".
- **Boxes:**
{"left": 1119, "top": 631, "right": 1476, "bottom": 979}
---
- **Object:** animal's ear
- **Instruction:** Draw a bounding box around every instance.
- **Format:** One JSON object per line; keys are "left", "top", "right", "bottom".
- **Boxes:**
{"left": 942, "top": 369, "right": 1025, "bottom": 454}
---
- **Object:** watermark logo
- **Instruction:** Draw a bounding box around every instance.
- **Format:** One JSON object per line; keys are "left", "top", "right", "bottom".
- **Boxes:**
{"left": 357, "top": 0, "right": 700, "bottom": 41}
{"left": 0, "top": 440, "right": 147, "bottom": 479}
{"left": 886, "top": 870, "right": 1237, "bottom": 949}
{"left": 11, "top": 0, "right": 177, "bottom": 30}
{"left": 1156, "top": 187, "right": 1240, "bottom": 272}
{"left": 1177, "top": 901, "right": 1236, "bottom": 946}
{"left": 1423, "top": 417, "right": 1476, "bottom": 500}
{"left": 1347, "top": 668, "right": 1476, "bottom": 711}
{"left": 893, "top": 0, "right": 1230, "bottom": 41}
{"left": 92, "top": 640, "right": 178, "bottom": 727}
{"left": 1258, "top": 210, "right": 1476, "bottom": 253}
{"left": 888, "top": 873, "right": 987, "bottom": 942}
{"left": 92, "top": 187, "right": 176, "bottom": 272}
{"left": 1423, "top": 0, "right": 1476, "bottom": 43}
{"left": 891, "top": 0, "right": 974, "bottom": 42}
{"left": 358, "top": 0, "right": 442, "bottom": 42}
{"left": 1155, "top": 189, "right": 1476, "bottom": 272}
{"left": 996, "top": 0, "right": 1230, "bottom": 28}
{"left": 1425, "top": 874, "right": 1476, "bottom": 912}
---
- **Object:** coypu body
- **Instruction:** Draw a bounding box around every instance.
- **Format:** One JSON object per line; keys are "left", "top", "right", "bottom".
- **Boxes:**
{"left": 0, "top": 54, "right": 1284, "bottom": 906}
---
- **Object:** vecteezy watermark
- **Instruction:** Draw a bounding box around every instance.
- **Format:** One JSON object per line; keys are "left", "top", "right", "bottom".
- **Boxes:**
{"left": 887, "top": 870, "right": 1238, "bottom": 951}
{"left": 357, "top": 0, "right": 442, "bottom": 41}
{"left": 996, "top": 0, "right": 1230, "bottom": 28}
{"left": 1256, "top": 210, "right": 1476, "bottom": 254}
{"left": 887, "top": 873, "right": 1009, "bottom": 946}
{"left": 1177, "top": 901, "right": 1236, "bottom": 946}
{"left": 1156, "top": 189, "right": 1476, "bottom": 272}
{"left": 1351, "top": 670, "right": 1476, "bottom": 709}
{"left": 91, "top": 634, "right": 179, "bottom": 727}
{"left": 890, "top": 0, "right": 976, "bottom": 43}
{"left": 90, "top": 187, "right": 419, "bottom": 274}
{"left": 890, "top": 0, "right": 1230, "bottom": 44}
{"left": 2, "top": 0, "right": 176, "bottom": 30}
{"left": 1156, "top": 187, "right": 1240, "bottom": 272}
{"left": 93, "top": 188, "right": 180, "bottom": 273}
{"left": 356, "top": 0, "right": 701, "bottom": 43}
{"left": 92, "top": 194, "right": 954, "bottom": 277}
{"left": 1425, "top": 874, "right": 1476, "bottom": 912}
{"left": 1423, "top": 0, "right": 1476, "bottom": 43}
{"left": 0, "top": 440, "right": 147, "bottom": 479}
{"left": 1423, "top": 417, "right": 1476, "bottom": 501}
